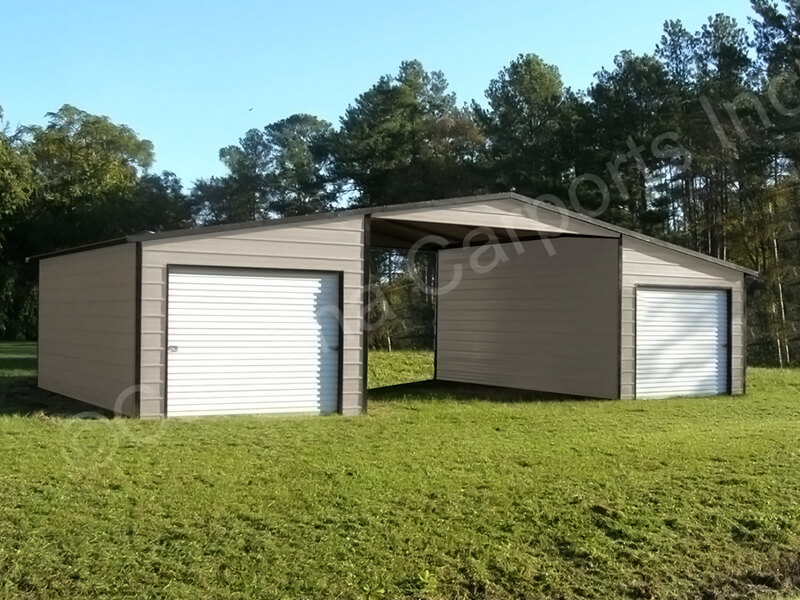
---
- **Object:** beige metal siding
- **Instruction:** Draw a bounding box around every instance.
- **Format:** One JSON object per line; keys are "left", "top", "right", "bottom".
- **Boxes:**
{"left": 38, "top": 243, "right": 138, "bottom": 415}
{"left": 139, "top": 216, "right": 365, "bottom": 418}
{"left": 621, "top": 235, "right": 745, "bottom": 398}
{"left": 436, "top": 237, "right": 620, "bottom": 398}
{"left": 375, "top": 197, "right": 619, "bottom": 237}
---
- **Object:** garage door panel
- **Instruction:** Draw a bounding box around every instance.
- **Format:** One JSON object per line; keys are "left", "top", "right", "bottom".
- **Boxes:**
{"left": 634, "top": 345, "right": 725, "bottom": 353}
{"left": 168, "top": 382, "right": 337, "bottom": 394}
{"left": 634, "top": 363, "right": 726, "bottom": 371}
{"left": 168, "top": 385, "right": 336, "bottom": 398}
{"left": 167, "top": 370, "right": 339, "bottom": 380}
{"left": 168, "top": 399, "right": 330, "bottom": 408}
{"left": 636, "top": 378, "right": 726, "bottom": 387}
{"left": 169, "top": 329, "right": 338, "bottom": 336}
{"left": 168, "top": 309, "right": 335, "bottom": 319}
{"left": 167, "top": 268, "right": 340, "bottom": 416}
{"left": 167, "top": 358, "right": 337, "bottom": 367}
{"left": 169, "top": 280, "right": 326, "bottom": 290}
{"left": 167, "top": 384, "right": 336, "bottom": 395}
{"left": 170, "top": 406, "right": 325, "bottom": 417}
{"left": 637, "top": 372, "right": 726, "bottom": 382}
{"left": 169, "top": 277, "right": 329, "bottom": 288}
{"left": 168, "top": 362, "right": 335, "bottom": 371}
{"left": 169, "top": 299, "right": 331, "bottom": 310}
{"left": 167, "top": 366, "right": 338, "bottom": 376}
{"left": 167, "top": 336, "right": 331, "bottom": 345}
{"left": 636, "top": 288, "right": 729, "bottom": 399}
{"left": 168, "top": 288, "right": 328, "bottom": 298}
{"left": 165, "top": 339, "right": 334, "bottom": 347}
{"left": 638, "top": 309, "right": 724, "bottom": 316}
{"left": 167, "top": 350, "right": 336, "bottom": 360}
{"left": 168, "top": 322, "right": 337, "bottom": 331}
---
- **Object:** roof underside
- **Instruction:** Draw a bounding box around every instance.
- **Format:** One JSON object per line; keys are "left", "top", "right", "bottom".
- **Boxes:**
{"left": 369, "top": 218, "right": 607, "bottom": 250}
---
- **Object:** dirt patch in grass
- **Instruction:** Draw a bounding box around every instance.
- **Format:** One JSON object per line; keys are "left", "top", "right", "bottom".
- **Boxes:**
{"left": 700, "top": 552, "right": 800, "bottom": 599}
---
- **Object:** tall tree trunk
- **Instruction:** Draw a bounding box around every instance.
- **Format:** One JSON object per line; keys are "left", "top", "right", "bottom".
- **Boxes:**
{"left": 768, "top": 200, "right": 790, "bottom": 366}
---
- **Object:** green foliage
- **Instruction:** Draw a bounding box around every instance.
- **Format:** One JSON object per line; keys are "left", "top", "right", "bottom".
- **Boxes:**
{"left": 23, "top": 104, "right": 153, "bottom": 211}
{"left": 333, "top": 60, "right": 484, "bottom": 206}
{"left": 127, "top": 171, "right": 195, "bottom": 232}
{"left": 261, "top": 114, "right": 339, "bottom": 216}
{"left": 193, "top": 114, "right": 337, "bottom": 223}
{"left": 474, "top": 54, "right": 570, "bottom": 198}
{"left": 586, "top": 52, "right": 673, "bottom": 231}
{"left": 0, "top": 109, "right": 34, "bottom": 226}
{"left": 16, "top": 104, "right": 183, "bottom": 249}
{"left": 0, "top": 105, "right": 192, "bottom": 338}
{"left": 368, "top": 273, "right": 434, "bottom": 351}
{"left": 367, "top": 250, "right": 435, "bottom": 351}
{"left": 2, "top": 343, "right": 800, "bottom": 599}
{"left": 0, "top": 273, "right": 36, "bottom": 339}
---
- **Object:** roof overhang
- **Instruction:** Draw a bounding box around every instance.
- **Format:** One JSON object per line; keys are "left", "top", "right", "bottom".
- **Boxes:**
{"left": 27, "top": 192, "right": 759, "bottom": 277}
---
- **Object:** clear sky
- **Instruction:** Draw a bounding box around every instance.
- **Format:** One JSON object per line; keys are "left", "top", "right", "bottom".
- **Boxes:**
{"left": 1, "top": 1, "right": 754, "bottom": 187}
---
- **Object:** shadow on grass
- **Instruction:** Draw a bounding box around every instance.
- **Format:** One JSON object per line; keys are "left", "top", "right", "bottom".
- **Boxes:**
{"left": 0, "top": 377, "right": 107, "bottom": 418}
{"left": 0, "top": 355, "right": 37, "bottom": 372}
{"left": 0, "top": 342, "right": 113, "bottom": 417}
{"left": 368, "top": 379, "right": 596, "bottom": 403}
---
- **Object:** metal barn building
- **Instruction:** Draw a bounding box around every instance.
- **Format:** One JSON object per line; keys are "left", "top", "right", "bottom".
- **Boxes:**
{"left": 34, "top": 193, "right": 756, "bottom": 417}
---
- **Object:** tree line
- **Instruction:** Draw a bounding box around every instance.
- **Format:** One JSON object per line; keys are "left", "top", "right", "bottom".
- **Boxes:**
{"left": 1, "top": 0, "right": 798, "bottom": 364}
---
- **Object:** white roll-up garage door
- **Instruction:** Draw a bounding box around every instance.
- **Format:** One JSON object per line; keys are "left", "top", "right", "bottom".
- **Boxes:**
{"left": 636, "top": 288, "right": 729, "bottom": 398}
{"left": 166, "top": 268, "right": 340, "bottom": 416}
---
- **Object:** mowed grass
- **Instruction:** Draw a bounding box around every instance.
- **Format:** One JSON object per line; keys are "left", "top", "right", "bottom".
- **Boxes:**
{"left": 1, "top": 344, "right": 800, "bottom": 599}
{"left": 367, "top": 349, "right": 434, "bottom": 388}
{"left": 0, "top": 340, "right": 36, "bottom": 377}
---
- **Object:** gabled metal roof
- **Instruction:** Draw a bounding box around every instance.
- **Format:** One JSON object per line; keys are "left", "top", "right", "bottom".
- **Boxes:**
{"left": 29, "top": 192, "right": 758, "bottom": 276}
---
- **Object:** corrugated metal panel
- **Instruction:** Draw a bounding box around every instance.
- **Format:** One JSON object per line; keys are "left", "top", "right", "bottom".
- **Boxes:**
{"left": 139, "top": 216, "right": 365, "bottom": 418}
{"left": 636, "top": 288, "right": 729, "bottom": 398}
{"left": 375, "top": 197, "right": 618, "bottom": 237}
{"left": 436, "top": 237, "right": 620, "bottom": 398}
{"left": 38, "top": 243, "right": 138, "bottom": 415}
{"left": 620, "top": 235, "right": 744, "bottom": 398}
{"left": 167, "top": 268, "right": 340, "bottom": 416}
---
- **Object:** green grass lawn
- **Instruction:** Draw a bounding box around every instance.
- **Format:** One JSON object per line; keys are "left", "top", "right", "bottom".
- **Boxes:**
{"left": 1, "top": 344, "right": 800, "bottom": 599}
{"left": 367, "top": 349, "right": 434, "bottom": 388}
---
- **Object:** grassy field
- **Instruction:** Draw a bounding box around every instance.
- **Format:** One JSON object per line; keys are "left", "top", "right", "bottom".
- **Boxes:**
{"left": 367, "top": 349, "right": 434, "bottom": 388}
{"left": 1, "top": 344, "right": 800, "bottom": 599}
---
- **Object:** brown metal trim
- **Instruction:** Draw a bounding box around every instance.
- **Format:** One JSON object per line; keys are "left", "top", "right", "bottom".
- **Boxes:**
{"left": 337, "top": 271, "right": 344, "bottom": 415}
{"left": 616, "top": 236, "right": 623, "bottom": 399}
{"left": 165, "top": 264, "right": 345, "bottom": 277}
{"left": 433, "top": 248, "right": 439, "bottom": 381}
{"left": 633, "top": 284, "right": 737, "bottom": 292}
{"left": 35, "top": 262, "right": 41, "bottom": 390}
{"left": 27, "top": 237, "right": 130, "bottom": 261}
{"left": 361, "top": 215, "right": 371, "bottom": 414}
{"left": 727, "top": 288, "right": 734, "bottom": 395}
{"left": 134, "top": 242, "right": 143, "bottom": 417}
{"left": 164, "top": 264, "right": 171, "bottom": 418}
{"left": 632, "top": 285, "right": 638, "bottom": 399}
{"left": 742, "top": 277, "right": 749, "bottom": 394}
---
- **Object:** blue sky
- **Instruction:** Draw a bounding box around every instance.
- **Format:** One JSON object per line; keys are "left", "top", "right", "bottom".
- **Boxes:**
{"left": 2, "top": 1, "right": 754, "bottom": 187}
